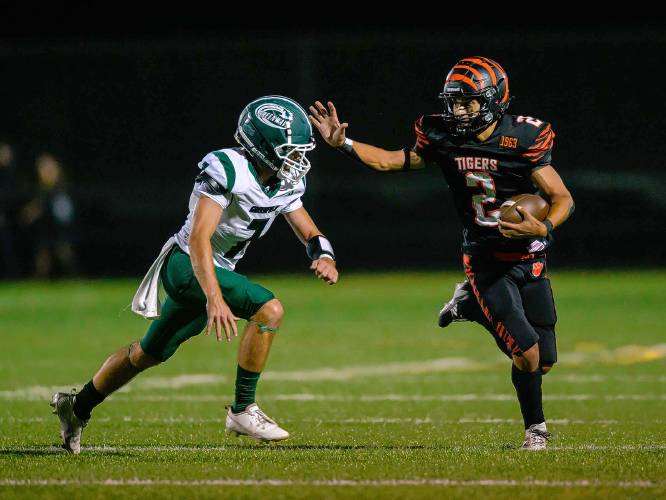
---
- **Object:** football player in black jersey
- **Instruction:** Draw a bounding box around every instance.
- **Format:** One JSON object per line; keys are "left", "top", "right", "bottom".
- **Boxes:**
{"left": 309, "top": 56, "right": 574, "bottom": 449}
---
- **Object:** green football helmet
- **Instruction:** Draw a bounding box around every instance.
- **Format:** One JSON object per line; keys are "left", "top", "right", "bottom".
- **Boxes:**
{"left": 234, "top": 95, "right": 315, "bottom": 186}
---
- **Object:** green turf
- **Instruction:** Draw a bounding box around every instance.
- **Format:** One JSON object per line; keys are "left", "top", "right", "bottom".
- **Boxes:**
{"left": 1, "top": 271, "right": 665, "bottom": 499}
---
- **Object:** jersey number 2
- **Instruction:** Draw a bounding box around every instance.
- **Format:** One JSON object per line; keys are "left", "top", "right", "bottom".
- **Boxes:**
{"left": 516, "top": 115, "right": 543, "bottom": 127}
{"left": 465, "top": 172, "right": 500, "bottom": 227}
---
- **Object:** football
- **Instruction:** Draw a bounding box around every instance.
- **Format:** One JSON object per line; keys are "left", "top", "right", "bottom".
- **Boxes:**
{"left": 499, "top": 194, "right": 550, "bottom": 223}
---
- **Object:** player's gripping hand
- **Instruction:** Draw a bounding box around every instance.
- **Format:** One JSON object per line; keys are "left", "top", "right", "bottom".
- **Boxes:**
{"left": 310, "top": 257, "right": 338, "bottom": 285}
{"left": 308, "top": 101, "right": 348, "bottom": 147}
{"left": 205, "top": 293, "right": 240, "bottom": 342}
{"left": 498, "top": 206, "right": 548, "bottom": 239}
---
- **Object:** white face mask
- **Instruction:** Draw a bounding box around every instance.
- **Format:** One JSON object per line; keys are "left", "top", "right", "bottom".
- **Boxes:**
{"left": 275, "top": 143, "right": 315, "bottom": 186}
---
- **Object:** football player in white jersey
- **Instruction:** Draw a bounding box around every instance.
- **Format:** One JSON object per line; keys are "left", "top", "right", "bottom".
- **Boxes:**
{"left": 51, "top": 96, "right": 338, "bottom": 453}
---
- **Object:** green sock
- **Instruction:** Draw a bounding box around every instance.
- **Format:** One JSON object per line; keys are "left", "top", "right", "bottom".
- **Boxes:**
{"left": 232, "top": 365, "right": 261, "bottom": 413}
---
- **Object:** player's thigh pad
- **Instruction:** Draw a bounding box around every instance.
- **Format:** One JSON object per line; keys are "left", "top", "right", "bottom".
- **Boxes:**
{"left": 162, "top": 246, "right": 275, "bottom": 319}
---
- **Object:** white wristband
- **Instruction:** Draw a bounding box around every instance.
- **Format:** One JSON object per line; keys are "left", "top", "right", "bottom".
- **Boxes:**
{"left": 344, "top": 137, "right": 354, "bottom": 147}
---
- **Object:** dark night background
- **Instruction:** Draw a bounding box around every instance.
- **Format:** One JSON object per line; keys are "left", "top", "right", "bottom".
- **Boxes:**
{"left": 1, "top": 16, "right": 664, "bottom": 278}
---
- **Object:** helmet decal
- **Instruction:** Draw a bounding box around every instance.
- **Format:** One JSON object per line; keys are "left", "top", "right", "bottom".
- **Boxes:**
{"left": 255, "top": 103, "right": 294, "bottom": 129}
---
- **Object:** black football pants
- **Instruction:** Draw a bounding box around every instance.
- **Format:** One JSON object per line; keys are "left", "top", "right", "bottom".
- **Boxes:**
{"left": 461, "top": 253, "right": 558, "bottom": 366}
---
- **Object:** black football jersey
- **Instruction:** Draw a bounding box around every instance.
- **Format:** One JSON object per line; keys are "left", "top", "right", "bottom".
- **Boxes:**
{"left": 413, "top": 113, "right": 556, "bottom": 256}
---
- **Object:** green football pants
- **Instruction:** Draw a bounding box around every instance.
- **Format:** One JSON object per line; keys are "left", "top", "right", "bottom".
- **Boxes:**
{"left": 139, "top": 246, "right": 274, "bottom": 361}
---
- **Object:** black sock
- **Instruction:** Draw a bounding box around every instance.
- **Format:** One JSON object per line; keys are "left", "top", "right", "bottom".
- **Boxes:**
{"left": 511, "top": 364, "right": 545, "bottom": 429}
{"left": 73, "top": 380, "right": 106, "bottom": 421}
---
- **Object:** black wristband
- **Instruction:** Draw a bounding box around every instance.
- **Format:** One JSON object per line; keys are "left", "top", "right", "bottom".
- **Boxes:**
{"left": 402, "top": 147, "right": 411, "bottom": 171}
{"left": 543, "top": 219, "right": 554, "bottom": 235}
{"left": 306, "top": 235, "right": 336, "bottom": 261}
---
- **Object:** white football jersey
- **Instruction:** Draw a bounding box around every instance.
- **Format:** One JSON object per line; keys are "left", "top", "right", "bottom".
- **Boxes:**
{"left": 175, "top": 147, "right": 305, "bottom": 270}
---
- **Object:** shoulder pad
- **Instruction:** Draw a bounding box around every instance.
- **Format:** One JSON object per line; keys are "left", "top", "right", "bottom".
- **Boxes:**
{"left": 416, "top": 114, "right": 446, "bottom": 136}
{"left": 507, "top": 115, "right": 555, "bottom": 165}
{"left": 198, "top": 149, "right": 237, "bottom": 193}
{"left": 414, "top": 114, "right": 448, "bottom": 154}
{"left": 507, "top": 115, "right": 552, "bottom": 141}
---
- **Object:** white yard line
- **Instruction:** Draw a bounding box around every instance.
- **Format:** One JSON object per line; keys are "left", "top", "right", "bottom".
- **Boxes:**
{"left": 5, "top": 444, "right": 666, "bottom": 454}
{"left": 102, "top": 393, "right": 664, "bottom": 402}
{"left": 0, "top": 416, "right": 623, "bottom": 425}
{"left": 3, "top": 391, "right": 663, "bottom": 403}
{"left": 264, "top": 357, "right": 489, "bottom": 381}
{"left": 0, "top": 478, "right": 662, "bottom": 488}
{"left": 137, "top": 374, "right": 226, "bottom": 389}
{"left": 2, "top": 343, "right": 665, "bottom": 401}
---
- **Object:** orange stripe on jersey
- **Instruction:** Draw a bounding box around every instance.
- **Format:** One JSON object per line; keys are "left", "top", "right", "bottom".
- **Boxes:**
{"left": 524, "top": 152, "right": 546, "bottom": 161}
{"left": 535, "top": 124, "right": 552, "bottom": 140}
{"left": 461, "top": 58, "right": 496, "bottom": 85}
{"left": 530, "top": 128, "right": 554, "bottom": 147}
{"left": 524, "top": 131, "right": 555, "bottom": 160}
{"left": 446, "top": 73, "right": 479, "bottom": 90}
{"left": 524, "top": 139, "right": 553, "bottom": 156}
{"left": 530, "top": 136, "right": 551, "bottom": 151}
{"left": 524, "top": 146, "right": 552, "bottom": 160}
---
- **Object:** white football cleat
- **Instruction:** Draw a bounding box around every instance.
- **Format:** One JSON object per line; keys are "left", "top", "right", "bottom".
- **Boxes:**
{"left": 521, "top": 423, "right": 550, "bottom": 450}
{"left": 225, "top": 403, "right": 289, "bottom": 442}
{"left": 50, "top": 390, "right": 88, "bottom": 454}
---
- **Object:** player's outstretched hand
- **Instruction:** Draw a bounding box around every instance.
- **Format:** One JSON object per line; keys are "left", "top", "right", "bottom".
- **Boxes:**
{"left": 498, "top": 206, "right": 548, "bottom": 239}
{"left": 309, "top": 101, "right": 348, "bottom": 148}
{"left": 310, "top": 257, "right": 338, "bottom": 285}
{"left": 205, "top": 293, "right": 240, "bottom": 342}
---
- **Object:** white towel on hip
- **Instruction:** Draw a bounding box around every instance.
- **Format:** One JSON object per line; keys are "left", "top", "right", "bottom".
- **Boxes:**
{"left": 131, "top": 236, "right": 177, "bottom": 319}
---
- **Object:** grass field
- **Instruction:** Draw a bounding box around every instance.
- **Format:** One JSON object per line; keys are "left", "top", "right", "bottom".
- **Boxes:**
{"left": 1, "top": 270, "right": 665, "bottom": 499}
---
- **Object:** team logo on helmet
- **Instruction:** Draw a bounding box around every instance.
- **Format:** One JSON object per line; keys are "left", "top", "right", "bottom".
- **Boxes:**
{"left": 255, "top": 103, "right": 294, "bottom": 129}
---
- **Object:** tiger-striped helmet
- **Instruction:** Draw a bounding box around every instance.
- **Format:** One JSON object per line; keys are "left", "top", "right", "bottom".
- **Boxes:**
{"left": 439, "top": 56, "right": 511, "bottom": 136}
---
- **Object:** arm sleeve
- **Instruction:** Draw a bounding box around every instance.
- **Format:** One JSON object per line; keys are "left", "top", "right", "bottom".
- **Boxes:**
{"left": 523, "top": 123, "right": 555, "bottom": 170}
